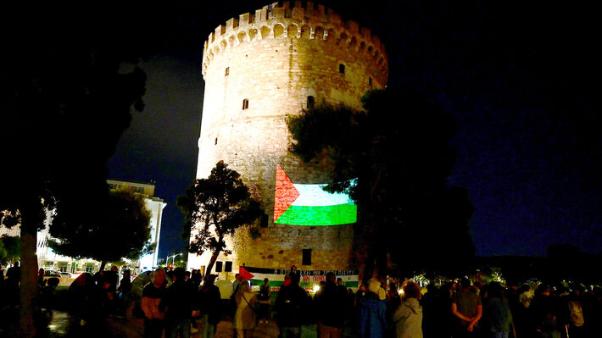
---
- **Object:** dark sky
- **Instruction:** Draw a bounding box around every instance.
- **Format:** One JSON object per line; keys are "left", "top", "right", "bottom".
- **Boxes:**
{"left": 108, "top": 0, "right": 601, "bottom": 258}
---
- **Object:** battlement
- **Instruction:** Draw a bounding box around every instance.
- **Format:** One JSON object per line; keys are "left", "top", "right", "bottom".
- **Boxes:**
{"left": 202, "top": 1, "right": 387, "bottom": 82}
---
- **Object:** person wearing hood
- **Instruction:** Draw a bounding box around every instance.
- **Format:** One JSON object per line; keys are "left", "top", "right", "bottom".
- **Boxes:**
{"left": 358, "top": 278, "right": 387, "bottom": 338}
{"left": 393, "top": 281, "right": 423, "bottom": 338}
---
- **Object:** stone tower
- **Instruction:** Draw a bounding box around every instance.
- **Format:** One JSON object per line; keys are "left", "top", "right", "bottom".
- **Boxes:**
{"left": 189, "top": 1, "right": 388, "bottom": 280}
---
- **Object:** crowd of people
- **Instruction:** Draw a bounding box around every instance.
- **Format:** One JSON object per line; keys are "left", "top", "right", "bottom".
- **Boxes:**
{"left": 2, "top": 262, "right": 602, "bottom": 338}
{"left": 133, "top": 267, "right": 602, "bottom": 338}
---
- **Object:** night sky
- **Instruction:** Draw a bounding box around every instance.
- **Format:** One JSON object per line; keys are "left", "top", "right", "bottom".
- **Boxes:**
{"left": 108, "top": 0, "right": 601, "bottom": 259}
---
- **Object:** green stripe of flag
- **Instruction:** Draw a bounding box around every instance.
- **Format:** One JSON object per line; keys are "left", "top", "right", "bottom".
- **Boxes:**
{"left": 274, "top": 203, "right": 357, "bottom": 226}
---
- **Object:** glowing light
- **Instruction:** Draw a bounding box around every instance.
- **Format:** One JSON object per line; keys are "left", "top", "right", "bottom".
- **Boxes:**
{"left": 313, "top": 284, "right": 321, "bottom": 294}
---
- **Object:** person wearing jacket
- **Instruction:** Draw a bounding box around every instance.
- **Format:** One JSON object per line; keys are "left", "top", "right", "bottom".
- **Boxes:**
{"left": 482, "top": 282, "right": 514, "bottom": 338}
{"left": 141, "top": 268, "right": 167, "bottom": 338}
{"left": 315, "top": 272, "right": 347, "bottom": 338}
{"left": 393, "top": 281, "right": 423, "bottom": 338}
{"left": 358, "top": 278, "right": 388, "bottom": 338}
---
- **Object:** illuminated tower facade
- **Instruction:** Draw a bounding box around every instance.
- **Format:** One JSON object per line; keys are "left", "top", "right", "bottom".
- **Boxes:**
{"left": 189, "top": 1, "right": 388, "bottom": 279}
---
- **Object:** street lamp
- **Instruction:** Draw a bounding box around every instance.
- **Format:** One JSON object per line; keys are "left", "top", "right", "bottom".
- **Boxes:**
{"left": 166, "top": 253, "right": 183, "bottom": 268}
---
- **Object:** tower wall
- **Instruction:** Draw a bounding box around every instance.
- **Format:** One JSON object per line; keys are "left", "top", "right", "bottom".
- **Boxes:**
{"left": 191, "top": 1, "right": 388, "bottom": 273}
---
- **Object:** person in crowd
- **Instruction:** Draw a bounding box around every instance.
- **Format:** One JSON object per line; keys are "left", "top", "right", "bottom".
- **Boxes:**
{"left": 6, "top": 262, "right": 20, "bottom": 283}
{"left": 530, "top": 284, "right": 561, "bottom": 338}
{"left": 276, "top": 274, "right": 312, "bottom": 338}
{"left": 199, "top": 274, "right": 222, "bottom": 338}
{"left": 560, "top": 286, "right": 588, "bottom": 338}
{"left": 393, "top": 281, "right": 423, "bottom": 338}
{"left": 258, "top": 278, "right": 271, "bottom": 323}
{"left": 34, "top": 272, "right": 59, "bottom": 335}
{"left": 421, "top": 283, "right": 454, "bottom": 338}
{"left": 234, "top": 279, "right": 257, "bottom": 338}
{"left": 5, "top": 261, "right": 21, "bottom": 308}
{"left": 509, "top": 284, "right": 532, "bottom": 338}
{"left": 451, "top": 278, "right": 482, "bottom": 338}
{"left": 37, "top": 268, "right": 46, "bottom": 289}
{"left": 117, "top": 269, "right": 133, "bottom": 318}
{"left": 69, "top": 272, "right": 104, "bottom": 327}
{"left": 100, "top": 267, "right": 119, "bottom": 316}
{"left": 232, "top": 273, "right": 242, "bottom": 294}
{"left": 191, "top": 269, "right": 202, "bottom": 289}
{"left": 315, "top": 272, "right": 347, "bottom": 338}
{"left": 107, "top": 265, "right": 119, "bottom": 292}
{"left": 358, "top": 277, "right": 387, "bottom": 338}
{"left": 386, "top": 282, "right": 402, "bottom": 338}
{"left": 482, "top": 282, "right": 514, "bottom": 338}
{"left": 141, "top": 268, "right": 167, "bottom": 338}
{"left": 164, "top": 267, "right": 195, "bottom": 338}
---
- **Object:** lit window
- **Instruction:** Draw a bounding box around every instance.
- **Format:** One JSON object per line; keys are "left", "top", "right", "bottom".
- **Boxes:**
{"left": 242, "top": 99, "right": 249, "bottom": 110}
{"left": 339, "top": 64, "right": 345, "bottom": 75}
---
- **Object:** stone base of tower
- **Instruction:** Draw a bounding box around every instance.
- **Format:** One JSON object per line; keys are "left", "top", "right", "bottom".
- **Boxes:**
{"left": 187, "top": 223, "right": 357, "bottom": 290}
{"left": 233, "top": 223, "right": 353, "bottom": 270}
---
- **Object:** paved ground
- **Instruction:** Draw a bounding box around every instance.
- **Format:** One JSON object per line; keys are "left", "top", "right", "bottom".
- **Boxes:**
{"left": 43, "top": 311, "right": 325, "bottom": 338}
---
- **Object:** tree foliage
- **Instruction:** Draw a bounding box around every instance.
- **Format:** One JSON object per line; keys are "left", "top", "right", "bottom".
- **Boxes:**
{"left": 49, "top": 189, "right": 152, "bottom": 263}
{"left": 287, "top": 88, "right": 474, "bottom": 276}
{"left": 0, "top": 10, "right": 148, "bottom": 336}
{"left": 179, "top": 161, "right": 262, "bottom": 279}
{"left": 0, "top": 236, "right": 21, "bottom": 264}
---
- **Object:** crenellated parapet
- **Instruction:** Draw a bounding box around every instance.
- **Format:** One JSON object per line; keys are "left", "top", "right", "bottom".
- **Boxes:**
{"left": 202, "top": 1, "right": 388, "bottom": 83}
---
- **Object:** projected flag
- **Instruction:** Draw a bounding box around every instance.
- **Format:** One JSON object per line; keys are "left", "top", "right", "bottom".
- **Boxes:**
{"left": 274, "top": 166, "right": 357, "bottom": 226}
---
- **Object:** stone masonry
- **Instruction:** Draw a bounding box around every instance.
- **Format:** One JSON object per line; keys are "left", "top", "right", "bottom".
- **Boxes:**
{"left": 189, "top": 1, "right": 388, "bottom": 273}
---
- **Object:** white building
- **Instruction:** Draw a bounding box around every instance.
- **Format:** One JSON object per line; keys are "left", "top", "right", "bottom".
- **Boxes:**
{"left": 1, "top": 180, "right": 166, "bottom": 273}
{"left": 107, "top": 180, "right": 166, "bottom": 271}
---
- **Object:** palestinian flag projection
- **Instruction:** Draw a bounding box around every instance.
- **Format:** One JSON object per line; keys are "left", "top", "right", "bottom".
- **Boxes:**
{"left": 274, "top": 166, "right": 357, "bottom": 226}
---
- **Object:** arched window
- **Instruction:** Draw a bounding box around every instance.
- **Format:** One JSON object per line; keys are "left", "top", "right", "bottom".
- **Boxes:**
{"left": 307, "top": 96, "right": 315, "bottom": 109}
{"left": 339, "top": 64, "right": 345, "bottom": 75}
{"left": 242, "top": 98, "right": 249, "bottom": 110}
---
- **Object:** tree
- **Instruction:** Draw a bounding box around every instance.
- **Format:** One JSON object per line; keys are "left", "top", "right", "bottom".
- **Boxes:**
{"left": 287, "top": 88, "right": 474, "bottom": 279}
{"left": 0, "top": 236, "right": 21, "bottom": 264}
{"left": 49, "top": 189, "right": 152, "bottom": 271}
{"left": 0, "top": 10, "right": 148, "bottom": 337}
{"left": 179, "top": 161, "right": 262, "bottom": 281}
{"left": 0, "top": 240, "right": 6, "bottom": 264}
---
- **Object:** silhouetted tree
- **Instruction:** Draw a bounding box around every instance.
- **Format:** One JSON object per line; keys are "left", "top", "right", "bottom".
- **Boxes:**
{"left": 49, "top": 189, "right": 152, "bottom": 271}
{"left": 287, "top": 88, "right": 474, "bottom": 278}
{"left": 0, "top": 236, "right": 21, "bottom": 265}
{"left": 179, "top": 161, "right": 262, "bottom": 281}
{"left": 0, "top": 10, "right": 147, "bottom": 337}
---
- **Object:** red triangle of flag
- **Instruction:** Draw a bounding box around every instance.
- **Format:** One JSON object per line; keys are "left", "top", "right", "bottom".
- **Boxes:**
{"left": 239, "top": 266, "right": 254, "bottom": 280}
{"left": 274, "top": 165, "right": 300, "bottom": 222}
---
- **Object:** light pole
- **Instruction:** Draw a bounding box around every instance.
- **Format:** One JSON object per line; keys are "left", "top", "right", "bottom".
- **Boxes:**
{"left": 166, "top": 253, "right": 183, "bottom": 268}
